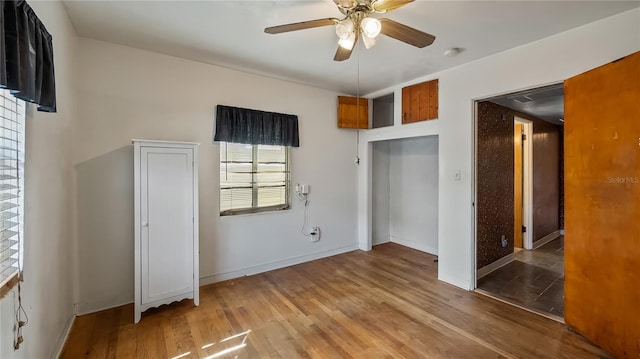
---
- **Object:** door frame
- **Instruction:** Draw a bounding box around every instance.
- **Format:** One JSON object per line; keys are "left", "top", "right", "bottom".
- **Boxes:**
{"left": 514, "top": 117, "right": 534, "bottom": 250}
{"left": 472, "top": 81, "right": 561, "bottom": 288}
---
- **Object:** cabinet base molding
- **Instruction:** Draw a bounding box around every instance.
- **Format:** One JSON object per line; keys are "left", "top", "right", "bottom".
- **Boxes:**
{"left": 135, "top": 294, "right": 198, "bottom": 323}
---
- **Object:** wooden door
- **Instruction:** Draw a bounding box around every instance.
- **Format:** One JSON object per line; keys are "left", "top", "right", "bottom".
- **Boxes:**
{"left": 402, "top": 80, "right": 438, "bottom": 123}
{"left": 402, "top": 82, "right": 426, "bottom": 123}
{"left": 513, "top": 123, "right": 523, "bottom": 248}
{"left": 338, "top": 96, "right": 368, "bottom": 129}
{"left": 564, "top": 51, "right": 640, "bottom": 358}
{"left": 140, "top": 147, "right": 195, "bottom": 305}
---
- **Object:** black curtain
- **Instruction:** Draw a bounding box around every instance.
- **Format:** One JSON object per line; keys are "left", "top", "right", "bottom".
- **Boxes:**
{"left": 0, "top": 0, "right": 56, "bottom": 112}
{"left": 214, "top": 105, "right": 299, "bottom": 147}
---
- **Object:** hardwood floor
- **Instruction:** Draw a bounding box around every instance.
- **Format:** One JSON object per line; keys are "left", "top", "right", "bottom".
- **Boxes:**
{"left": 60, "top": 243, "right": 610, "bottom": 358}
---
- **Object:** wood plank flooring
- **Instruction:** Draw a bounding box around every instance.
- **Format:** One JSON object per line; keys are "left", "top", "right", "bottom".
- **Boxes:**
{"left": 60, "top": 243, "right": 611, "bottom": 358}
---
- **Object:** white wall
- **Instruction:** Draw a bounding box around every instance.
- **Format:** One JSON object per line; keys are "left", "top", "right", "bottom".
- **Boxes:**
{"left": 358, "top": 8, "right": 640, "bottom": 290}
{"left": 0, "top": 1, "right": 77, "bottom": 358}
{"left": 371, "top": 141, "right": 390, "bottom": 245}
{"left": 73, "top": 38, "right": 359, "bottom": 314}
{"left": 389, "top": 136, "right": 439, "bottom": 254}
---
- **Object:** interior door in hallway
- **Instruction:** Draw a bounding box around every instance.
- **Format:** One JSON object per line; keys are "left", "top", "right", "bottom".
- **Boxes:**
{"left": 513, "top": 123, "right": 523, "bottom": 248}
{"left": 564, "top": 51, "right": 640, "bottom": 358}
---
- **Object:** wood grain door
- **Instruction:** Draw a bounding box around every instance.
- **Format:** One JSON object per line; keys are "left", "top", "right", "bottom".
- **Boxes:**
{"left": 338, "top": 96, "right": 368, "bottom": 129}
{"left": 513, "top": 123, "right": 523, "bottom": 248}
{"left": 402, "top": 80, "right": 438, "bottom": 123}
{"left": 564, "top": 51, "right": 640, "bottom": 358}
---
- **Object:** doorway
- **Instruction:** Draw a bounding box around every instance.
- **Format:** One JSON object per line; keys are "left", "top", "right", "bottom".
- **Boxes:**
{"left": 474, "top": 84, "right": 565, "bottom": 320}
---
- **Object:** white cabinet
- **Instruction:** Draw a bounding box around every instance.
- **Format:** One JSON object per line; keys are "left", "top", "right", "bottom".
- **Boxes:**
{"left": 133, "top": 140, "right": 199, "bottom": 323}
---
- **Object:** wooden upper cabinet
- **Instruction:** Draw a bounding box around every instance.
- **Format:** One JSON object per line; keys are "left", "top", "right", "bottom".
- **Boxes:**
{"left": 338, "top": 96, "right": 368, "bottom": 129}
{"left": 402, "top": 79, "right": 438, "bottom": 124}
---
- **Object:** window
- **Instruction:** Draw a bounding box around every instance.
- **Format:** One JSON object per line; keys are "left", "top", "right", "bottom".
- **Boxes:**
{"left": 220, "top": 142, "right": 290, "bottom": 216}
{"left": 0, "top": 89, "right": 25, "bottom": 296}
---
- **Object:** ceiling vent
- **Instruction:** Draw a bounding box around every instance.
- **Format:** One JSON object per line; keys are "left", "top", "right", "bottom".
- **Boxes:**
{"left": 508, "top": 95, "right": 535, "bottom": 103}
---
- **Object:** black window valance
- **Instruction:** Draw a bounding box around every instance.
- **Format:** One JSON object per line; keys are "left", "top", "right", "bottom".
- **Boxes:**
{"left": 0, "top": 0, "right": 56, "bottom": 112}
{"left": 214, "top": 105, "right": 299, "bottom": 147}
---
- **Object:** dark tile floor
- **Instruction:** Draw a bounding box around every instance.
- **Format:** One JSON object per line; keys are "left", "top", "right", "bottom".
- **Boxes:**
{"left": 478, "top": 236, "right": 564, "bottom": 318}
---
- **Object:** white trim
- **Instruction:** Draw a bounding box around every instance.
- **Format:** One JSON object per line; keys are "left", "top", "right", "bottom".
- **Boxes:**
{"left": 471, "top": 100, "right": 479, "bottom": 290}
{"left": 76, "top": 300, "right": 135, "bottom": 316}
{"left": 477, "top": 253, "right": 516, "bottom": 279}
{"left": 133, "top": 140, "right": 141, "bottom": 322}
{"left": 131, "top": 139, "right": 200, "bottom": 146}
{"left": 199, "top": 244, "right": 359, "bottom": 286}
{"left": 365, "top": 119, "right": 439, "bottom": 142}
{"left": 390, "top": 236, "right": 438, "bottom": 256}
{"left": 192, "top": 146, "right": 200, "bottom": 308}
{"left": 533, "top": 230, "right": 562, "bottom": 250}
{"left": 54, "top": 314, "right": 76, "bottom": 359}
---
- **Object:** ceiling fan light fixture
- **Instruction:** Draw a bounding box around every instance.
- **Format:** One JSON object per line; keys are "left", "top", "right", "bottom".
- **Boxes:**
{"left": 338, "top": 31, "right": 356, "bottom": 50}
{"left": 361, "top": 17, "right": 381, "bottom": 38}
{"left": 362, "top": 33, "right": 377, "bottom": 49}
{"left": 265, "top": 0, "right": 435, "bottom": 62}
{"left": 335, "top": 19, "right": 355, "bottom": 40}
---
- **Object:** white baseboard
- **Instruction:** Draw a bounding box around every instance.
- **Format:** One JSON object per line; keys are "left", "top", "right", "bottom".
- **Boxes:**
{"left": 389, "top": 236, "right": 438, "bottom": 256}
{"left": 76, "top": 300, "right": 134, "bottom": 316}
{"left": 438, "top": 273, "right": 472, "bottom": 291}
{"left": 199, "top": 243, "right": 360, "bottom": 286}
{"left": 477, "top": 253, "right": 515, "bottom": 279}
{"left": 54, "top": 314, "right": 76, "bottom": 359}
{"left": 372, "top": 239, "right": 391, "bottom": 246}
{"left": 533, "top": 230, "right": 561, "bottom": 250}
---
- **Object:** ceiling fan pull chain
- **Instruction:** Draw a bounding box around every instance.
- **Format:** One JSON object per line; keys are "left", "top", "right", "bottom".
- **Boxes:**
{"left": 355, "top": 45, "right": 361, "bottom": 165}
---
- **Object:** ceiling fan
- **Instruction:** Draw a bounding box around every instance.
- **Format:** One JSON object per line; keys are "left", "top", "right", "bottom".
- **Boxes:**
{"left": 264, "top": 0, "right": 436, "bottom": 61}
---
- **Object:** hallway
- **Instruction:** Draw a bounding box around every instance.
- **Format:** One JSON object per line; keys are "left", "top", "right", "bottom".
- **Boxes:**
{"left": 478, "top": 237, "right": 564, "bottom": 318}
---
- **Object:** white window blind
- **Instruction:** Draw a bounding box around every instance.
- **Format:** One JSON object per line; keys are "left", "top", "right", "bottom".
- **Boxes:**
{"left": 220, "top": 142, "right": 290, "bottom": 215}
{"left": 0, "top": 89, "right": 24, "bottom": 289}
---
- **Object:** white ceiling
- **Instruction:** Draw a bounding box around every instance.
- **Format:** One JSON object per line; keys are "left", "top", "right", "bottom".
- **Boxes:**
{"left": 62, "top": 0, "right": 639, "bottom": 95}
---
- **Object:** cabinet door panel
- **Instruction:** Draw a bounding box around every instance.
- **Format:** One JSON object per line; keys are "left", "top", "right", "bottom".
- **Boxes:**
{"left": 141, "top": 147, "right": 194, "bottom": 304}
{"left": 402, "top": 86, "right": 411, "bottom": 123}
{"left": 402, "top": 79, "right": 438, "bottom": 124}
{"left": 428, "top": 79, "right": 438, "bottom": 120}
{"left": 338, "top": 96, "right": 368, "bottom": 129}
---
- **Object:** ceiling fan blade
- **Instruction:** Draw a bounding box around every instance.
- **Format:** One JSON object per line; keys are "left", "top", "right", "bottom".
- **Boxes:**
{"left": 334, "top": 29, "right": 358, "bottom": 61}
{"left": 334, "top": 44, "right": 354, "bottom": 62}
{"left": 265, "top": 18, "right": 338, "bottom": 34}
{"left": 372, "top": 0, "right": 414, "bottom": 12}
{"left": 379, "top": 18, "right": 435, "bottom": 48}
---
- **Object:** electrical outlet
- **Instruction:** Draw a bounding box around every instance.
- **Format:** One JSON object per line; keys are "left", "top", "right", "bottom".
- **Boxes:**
{"left": 501, "top": 235, "right": 508, "bottom": 248}
{"left": 310, "top": 227, "right": 320, "bottom": 242}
